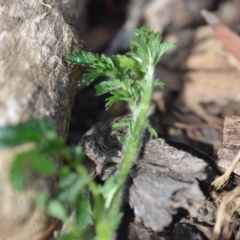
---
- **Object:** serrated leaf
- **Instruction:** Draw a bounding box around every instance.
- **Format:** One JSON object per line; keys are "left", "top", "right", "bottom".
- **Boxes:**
{"left": 118, "top": 136, "right": 127, "bottom": 145}
{"left": 68, "top": 51, "right": 123, "bottom": 88}
{"left": 83, "top": 71, "right": 102, "bottom": 84}
{"left": 95, "top": 81, "right": 121, "bottom": 96}
{"left": 67, "top": 51, "right": 115, "bottom": 69}
{"left": 129, "top": 85, "right": 140, "bottom": 103}
{"left": 146, "top": 124, "right": 158, "bottom": 139}
{"left": 66, "top": 177, "right": 91, "bottom": 203}
{"left": 100, "top": 176, "right": 124, "bottom": 209}
{"left": 66, "top": 52, "right": 83, "bottom": 64}
{"left": 154, "top": 80, "right": 165, "bottom": 89}
{"left": 112, "top": 119, "right": 130, "bottom": 130}
{"left": 105, "top": 95, "right": 120, "bottom": 110}
{"left": 111, "top": 55, "right": 136, "bottom": 69}
{"left": 127, "top": 27, "right": 175, "bottom": 68}
{"left": 122, "top": 77, "right": 135, "bottom": 89}
{"left": 105, "top": 91, "right": 133, "bottom": 110}
{"left": 156, "top": 41, "right": 176, "bottom": 62}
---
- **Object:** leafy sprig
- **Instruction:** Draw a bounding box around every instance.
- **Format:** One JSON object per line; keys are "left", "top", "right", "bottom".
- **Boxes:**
{"left": 2, "top": 119, "right": 94, "bottom": 239}
{"left": 67, "top": 27, "right": 175, "bottom": 115}
{"left": 67, "top": 27, "right": 176, "bottom": 239}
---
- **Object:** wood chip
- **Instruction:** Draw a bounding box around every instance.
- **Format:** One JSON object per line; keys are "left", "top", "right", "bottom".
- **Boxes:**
{"left": 80, "top": 118, "right": 218, "bottom": 231}
{"left": 217, "top": 116, "right": 240, "bottom": 175}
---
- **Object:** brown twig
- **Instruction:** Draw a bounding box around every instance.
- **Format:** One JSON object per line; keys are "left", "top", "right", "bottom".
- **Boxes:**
{"left": 38, "top": 219, "right": 59, "bottom": 240}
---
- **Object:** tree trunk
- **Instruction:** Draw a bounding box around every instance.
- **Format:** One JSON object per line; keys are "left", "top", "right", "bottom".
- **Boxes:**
{"left": 0, "top": 1, "right": 84, "bottom": 239}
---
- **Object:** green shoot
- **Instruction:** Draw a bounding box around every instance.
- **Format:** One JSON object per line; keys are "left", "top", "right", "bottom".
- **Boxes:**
{"left": 67, "top": 27, "right": 176, "bottom": 239}
{"left": 4, "top": 119, "right": 93, "bottom": 239}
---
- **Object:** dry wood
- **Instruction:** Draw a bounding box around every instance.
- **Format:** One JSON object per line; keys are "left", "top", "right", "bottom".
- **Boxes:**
{"left": 0, "top": 1, "right": 84, "bottom": 239}
{"left": 217, "top": 116, "right": 240, "bottom": 175}
{"left": 80, "top": 117, "right": 218, "bottom": 232}
{"left": 0, "top": 0, "right": 84, "bottom": 134}
{"left": 128, "top": 139, "right": 209, "bottom": 231}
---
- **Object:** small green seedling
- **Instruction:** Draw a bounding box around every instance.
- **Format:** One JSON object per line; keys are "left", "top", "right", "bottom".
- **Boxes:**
{"left": 67, "top": 27, "right": 175, "bottom": 239}
{"left": 6, "top": 27, "right": 175, "bottom": 240}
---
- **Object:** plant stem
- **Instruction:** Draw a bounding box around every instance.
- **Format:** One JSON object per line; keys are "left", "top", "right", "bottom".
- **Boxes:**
{"left": 118, "top": 65, "right": 154, "bottom": 179}
{"left": 109, "top": 65, "right": 155, "bottom": 219}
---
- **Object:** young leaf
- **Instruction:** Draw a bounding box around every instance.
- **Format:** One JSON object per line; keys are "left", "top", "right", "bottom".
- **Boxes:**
{"left": 66, "top": 51, "right": 118, "bottom": 85}
{"left": 111, "top": 55, "right": 136, "bottom": 70}
{"left": 66, "top": 52, "right": 113, "bottom": 68}
{"left": 47, "top": 200, "right": 67, "bottom": 221}
{"left": 156, "top": 41, "right": 176, "bottom": 62}
{"left": 76, "top": 194, "right": 91, "bottom": 231}
{"left": 127, "top": 27, "right": 176, "bottom": 68}
{"left": 99, "top": 176, "right": 124, "bottom": 209}
{"left": 105, "top": 91, "right": 133, "bottom": 109}
{"left": 0, "top": 119, "right": 50, "bottom": 149}
{"left": 112, "top": 119, "right": 131, "bottom": 130}
{"left": 95, "top": 81, "right": 122, "bottom": 96}
{"left": 10, "top": 153, "right": 26, "bottom": 191}
{"left": 83, "top": 71, "right": 103, "bottom": 85}
{"left": 154, "top": 80, "right": 165, "bottom": 89}
{"left": 118, "top": 136, "right": 127, "bottom": 145}
{"left": 30, "top": 154, "right": 57, "bottom": 175}
{"left": 65, "top": 177, "right": 91, "bottom": 203}
{"left": 146, "top": 123, "right": 158, "bottom": 139}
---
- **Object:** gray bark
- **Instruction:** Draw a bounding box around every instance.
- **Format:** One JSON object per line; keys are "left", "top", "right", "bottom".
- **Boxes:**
{"left": 0, "top": 0, "right": 84, "bottom": 135}
{"left": 80, "top": 117, "right": 218, "bottom": 232}
{"left": 0, "top": 1, "right": 84, "bottom": 239}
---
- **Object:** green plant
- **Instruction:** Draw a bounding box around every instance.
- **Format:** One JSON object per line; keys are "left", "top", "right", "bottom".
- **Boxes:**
{"left": 5, "top": 27, "right": 175, "bottom": 240}
{"left": 2, "top": 119, "right": 93, "bottom": 239}
{"left": 67, "top": 27, "right": 175, "bottom": 239}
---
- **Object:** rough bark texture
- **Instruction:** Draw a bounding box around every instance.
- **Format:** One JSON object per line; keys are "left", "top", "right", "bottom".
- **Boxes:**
{"left": 0, "top": 0, "right": 84, "bottom": 135}
{"left": 217, "top": 116, "right": 240, "bottom": 174}
{"left": 80, "top": 117, "right": 218, "bottom": 233}
{"left": 0, "top": 1, "right": 84, "bottom": 239}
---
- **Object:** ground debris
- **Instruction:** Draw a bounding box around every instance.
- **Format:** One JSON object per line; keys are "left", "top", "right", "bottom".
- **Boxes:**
{"left": 80, "top": 118, "right": 218, "bottom": 232}
{"left": 128, "top": 138, "right": 212, "bottom": 231}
